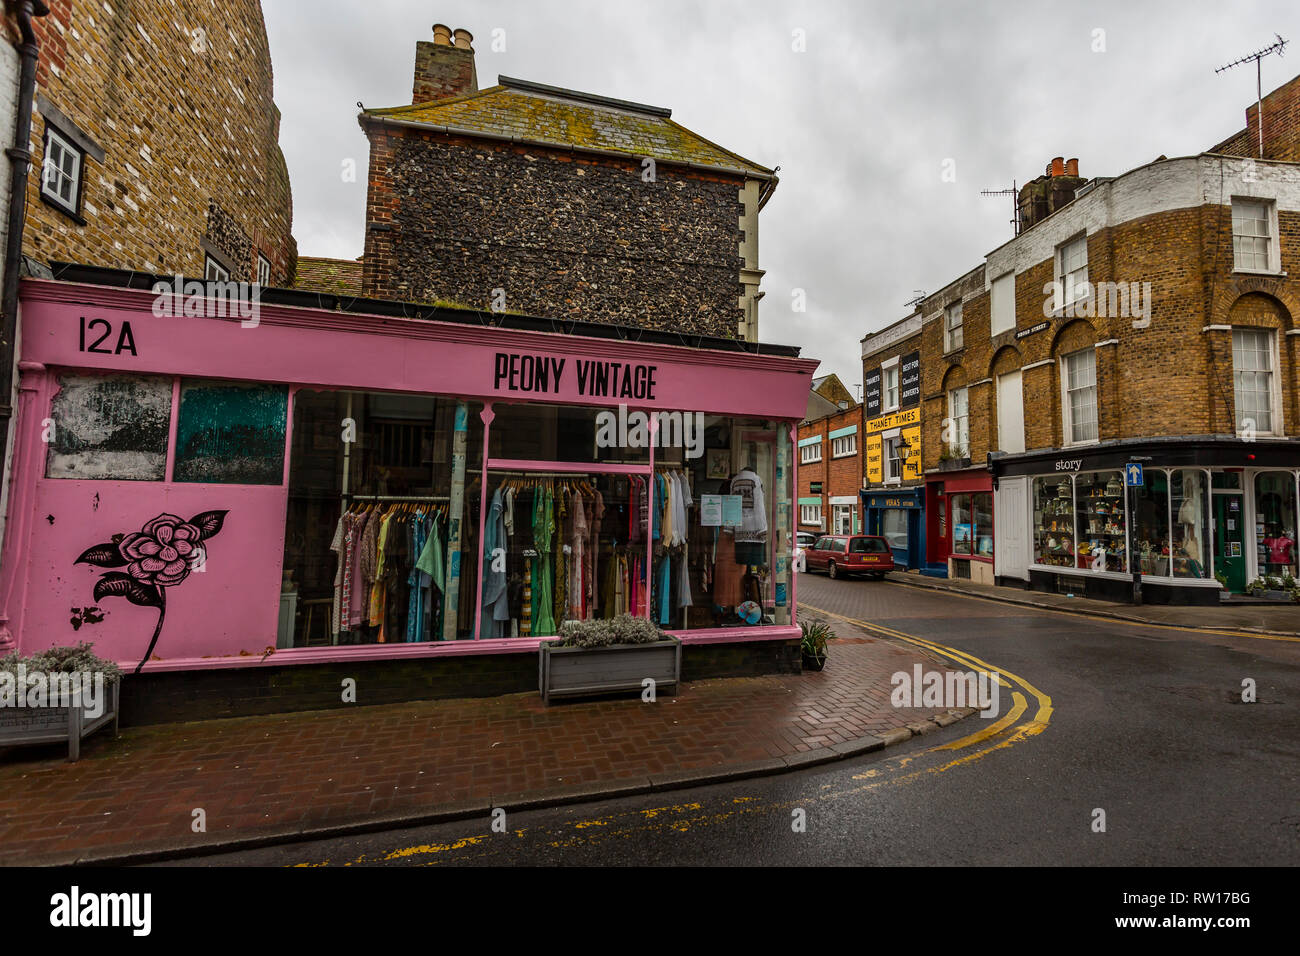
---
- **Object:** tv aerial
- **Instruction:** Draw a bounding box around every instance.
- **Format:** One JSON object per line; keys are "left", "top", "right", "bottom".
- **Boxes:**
{"left": 1216, "top": 34, "right": 1288, "bottom": 158}
{"left": 981, "top": 181, "right": 1019, "bottom": 236}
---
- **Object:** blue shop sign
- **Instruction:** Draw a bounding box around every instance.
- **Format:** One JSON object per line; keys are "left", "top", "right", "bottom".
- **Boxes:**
{"left": 866, "top": 494, "right": 920, "bottom": 509}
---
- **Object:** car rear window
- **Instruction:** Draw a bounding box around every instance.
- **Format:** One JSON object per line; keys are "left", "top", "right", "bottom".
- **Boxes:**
{"left": 849, "top": 537, "right": 889, "bottom": 553}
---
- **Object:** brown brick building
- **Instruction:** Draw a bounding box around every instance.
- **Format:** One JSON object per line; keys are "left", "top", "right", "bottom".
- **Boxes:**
{"left": 343, "top": 25, "right": 775, "bottom": 341}
{"left": 872, "top": 73, "right": 1300, "bottom": 603}
{"left": 797, "top": 396, "right": 862, "bottom": 538}
{"left": 14, "top": 0, "right": 295, "bottom": 283}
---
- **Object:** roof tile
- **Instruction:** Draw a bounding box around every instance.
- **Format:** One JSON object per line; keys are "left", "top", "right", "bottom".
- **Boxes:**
{"left": 363, "top": 83, "right": 772, "bottom": 177}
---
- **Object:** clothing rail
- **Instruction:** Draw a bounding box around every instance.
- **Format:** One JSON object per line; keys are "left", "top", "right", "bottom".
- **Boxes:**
{"left": 485, "top": 458, "right": 653, "bottom": 477}
{"left": 487, "top": 470, "right": 596, "bottom": 479}
{"left": 343, "top": 494, "right": 450, "bottom": 502}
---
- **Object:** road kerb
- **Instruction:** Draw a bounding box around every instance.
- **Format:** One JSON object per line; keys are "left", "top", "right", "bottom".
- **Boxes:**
{"left": 58, "top": 713, "right": 968, "bottom": 867}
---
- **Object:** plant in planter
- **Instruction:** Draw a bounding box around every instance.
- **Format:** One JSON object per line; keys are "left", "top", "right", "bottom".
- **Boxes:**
{"left": 800, "top": 619, "right": 831, "bottom": 671}
{"left": 3, "top": 643, "right": 123, "bottom": 685}
{"left": 557, "top": 614, "right": 663, "bottom": 648}
{"left": 539, "top": 614, "right": 681, "bottom": 703}
{"left": 0, "top": 642, "right": 122, "bottom": 761}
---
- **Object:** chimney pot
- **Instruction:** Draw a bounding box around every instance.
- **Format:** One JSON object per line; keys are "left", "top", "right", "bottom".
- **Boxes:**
{"left": 1065, "top": 157, "right": 1079, "bottom": 177}
{"left": 1050, "top": 157, "right": 1065, "bottom": 177}
{"left": 413, "top": 25, "right": 478, "bottom": 104}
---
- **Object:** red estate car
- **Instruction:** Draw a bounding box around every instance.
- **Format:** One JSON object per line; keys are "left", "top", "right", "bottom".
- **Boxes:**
{"left": 804, "top": 534, "right": 894, "bottom": 580}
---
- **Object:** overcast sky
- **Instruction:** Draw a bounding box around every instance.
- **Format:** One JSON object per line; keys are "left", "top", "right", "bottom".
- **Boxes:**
{"left": 264, "top": 0, "right": 1298, "bottom": 396}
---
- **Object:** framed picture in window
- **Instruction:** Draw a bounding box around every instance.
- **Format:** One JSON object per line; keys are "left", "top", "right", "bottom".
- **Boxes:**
{"left": 707, "top": 448, "right": 730, "bottom": 479}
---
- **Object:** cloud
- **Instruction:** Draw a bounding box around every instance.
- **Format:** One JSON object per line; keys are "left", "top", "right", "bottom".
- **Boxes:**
{"left": 264, "top": 0, "right": 1298, "bottom": 393}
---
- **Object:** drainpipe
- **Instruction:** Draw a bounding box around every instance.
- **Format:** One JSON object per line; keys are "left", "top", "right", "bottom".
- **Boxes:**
{"left": 0, "top": 1, "right": 49, "bottom": 651}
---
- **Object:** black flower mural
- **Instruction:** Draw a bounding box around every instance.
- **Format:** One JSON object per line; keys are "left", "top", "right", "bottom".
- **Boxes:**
{"left": 76, "top": 511, "right": 228, "bottom": 673}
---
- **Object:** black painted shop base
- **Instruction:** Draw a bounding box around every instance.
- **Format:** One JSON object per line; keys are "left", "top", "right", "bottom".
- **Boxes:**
{"left": 1026, "top": 569, "right": 1219, "bottom": 606}
{"left": 118, "top": 639, "right": 803, "bottom": 727}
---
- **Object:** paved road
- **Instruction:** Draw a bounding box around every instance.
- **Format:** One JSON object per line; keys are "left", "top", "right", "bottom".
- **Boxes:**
{"left": 174, "top": 575, "right": 1300, "bottom": 866}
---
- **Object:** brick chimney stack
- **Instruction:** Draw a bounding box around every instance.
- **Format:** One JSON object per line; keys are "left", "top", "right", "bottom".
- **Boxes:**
{"left": 1018, "top": 155, "right": 1086, "bottom": 231}
{"left": 412, "top": 23, "right": 477, "bottom": 105}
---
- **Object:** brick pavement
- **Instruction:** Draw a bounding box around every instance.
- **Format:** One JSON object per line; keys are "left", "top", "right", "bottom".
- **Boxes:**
{"left": 0, "top": 617, "right": 965, "bottom": 865}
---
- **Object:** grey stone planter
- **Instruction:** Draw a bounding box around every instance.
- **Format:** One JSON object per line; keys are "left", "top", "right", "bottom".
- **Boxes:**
{"left": 539, "top": 635, "right": 681, "bottom": 704}
{"left": 0, "top": 681, "right": 119, "bottom": 762}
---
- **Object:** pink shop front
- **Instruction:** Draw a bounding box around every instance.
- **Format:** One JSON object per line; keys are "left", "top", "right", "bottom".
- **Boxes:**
{"left": 0, "top": 273, "right": 816, "bottom": 720}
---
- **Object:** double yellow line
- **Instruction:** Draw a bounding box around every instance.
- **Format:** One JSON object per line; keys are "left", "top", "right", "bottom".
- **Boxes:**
{"left": 802, "top": 605, "right": 1053, "bottom": 777}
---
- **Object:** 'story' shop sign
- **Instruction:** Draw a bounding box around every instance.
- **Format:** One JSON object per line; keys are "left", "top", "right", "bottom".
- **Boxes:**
{"left": 493, "top": 352, "right": 659, "bottom": 399}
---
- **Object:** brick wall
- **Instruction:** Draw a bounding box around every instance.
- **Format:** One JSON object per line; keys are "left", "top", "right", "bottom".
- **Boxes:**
{"left": 797, "top": 417, "right": 828, "bottom": 532}
{"left": 1212, "top": 71, "right": 1300, "bottom": 163}
{"left": 917, "top": 201, "right": 1300, "bottom": 471}
{"left": 361, "top": 125, "right": 746, "bottom": 337}
{"left": 798, "top": 403, "right": 863, "bottom": 532}
{"left": 20, "top": 0, "right": 296, "bottom": 283}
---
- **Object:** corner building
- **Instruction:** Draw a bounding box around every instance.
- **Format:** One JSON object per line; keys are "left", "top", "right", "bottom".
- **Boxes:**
{"left": 902, "top": 75, "right": 1300, "bottom": 603}
{"left": 0, "top": 22, "right": 813, "bottom": 723}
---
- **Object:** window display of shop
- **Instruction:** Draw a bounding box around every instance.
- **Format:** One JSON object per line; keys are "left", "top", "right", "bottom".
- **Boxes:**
{"left": 1171, "top": 470, "right": 1210, "bottom": 579}
{"left": 1033, "top": 477, "right": 1075, "bottom": 568}
{"left": 0, "top": 272, "right": 816, "bottom": 686}
{"left": 1075, "top": 471, "right": 1127, "bottom": 573}
{"left": 1254, "top": 471, "right": 1298, "bottom": 579}
{"left": 953, "top": 491, "right": 993, "bottom": 560}
{"left": 997, "top": 440, "right": 1299, "bottom": 604}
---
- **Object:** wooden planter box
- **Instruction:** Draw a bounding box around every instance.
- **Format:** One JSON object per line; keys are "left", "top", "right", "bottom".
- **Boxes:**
{"left": 539, "top": 636, "right": 681, "bottom": 704}
{"left": 0, "top": 681, "right": 120, "bottom": 762}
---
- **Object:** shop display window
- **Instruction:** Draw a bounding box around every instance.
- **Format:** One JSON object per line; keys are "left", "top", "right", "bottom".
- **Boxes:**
{"left": 489, "top": 409, "right": 788, "bottom": 633}
{"left": 1130, "top": 470, "right": 1170, "bottom": 577}
{"left": 1034, "top": 476, "right": 1075, "bottom": 567}
{"left": 1254, "top": 471, "right": 1298, "bottom": 580}
{"left": 973, "top": 492, "right": 993, "bottom": 558}
{"left": 1073, "top": 471, "right": 1126, "bottom": 572}
{"left": 279, "top": 392, "right": 797, "bottom": 647}
{"left": 655, "top": 417, "right": 786, "bottom": 630}
{"left": 1171, "top": 470, "right": 1211, "bottom": 579}
{"left": 479, "top": 470, "right": 637, "bottom": 638}
{"left": 281, "top": 390, "right": 484, "bottom": 647}
{"left": 883, "top": 509, "right": 908, "bottom": 550}
{"left": 951, "top": 494, "right": 973, "bottom": 555}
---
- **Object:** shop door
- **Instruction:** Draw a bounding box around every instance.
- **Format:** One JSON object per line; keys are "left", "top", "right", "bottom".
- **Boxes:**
{"left": 1214, "top": 492, "right": 1247, "bottom": 592}
{"left": 834, "top": 505, "right": 853, "bottom": 535}
{"left": 995, "top": 476, "right": 1029, "bottom": 581}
